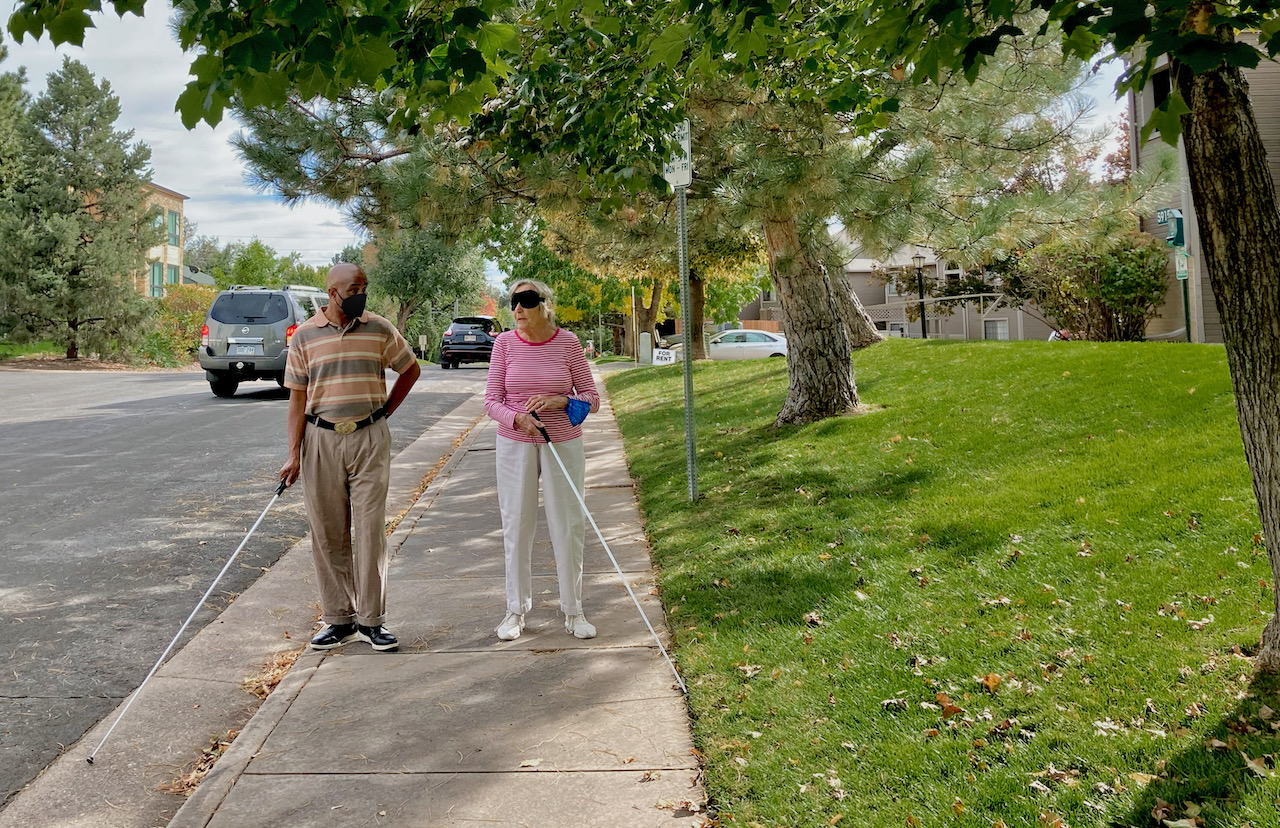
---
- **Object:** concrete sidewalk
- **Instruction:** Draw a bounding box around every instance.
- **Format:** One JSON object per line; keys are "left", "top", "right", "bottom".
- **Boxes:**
{"left": 166, "top": 379, "right": 706, "bottom": 826}
{"left": 0, "top": 388, "right": 491, "bottom": 828}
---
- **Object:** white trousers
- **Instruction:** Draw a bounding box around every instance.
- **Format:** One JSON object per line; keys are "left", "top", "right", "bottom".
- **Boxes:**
{"left": 495, "top": 436, "right": 587, "bottom": 616}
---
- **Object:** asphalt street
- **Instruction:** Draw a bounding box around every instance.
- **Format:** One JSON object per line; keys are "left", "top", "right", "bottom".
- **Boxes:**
{"left": 0, "top": 363, "right": 488, "bottom": 809}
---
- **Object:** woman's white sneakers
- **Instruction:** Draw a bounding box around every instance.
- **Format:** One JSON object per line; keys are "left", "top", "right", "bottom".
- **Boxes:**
{"left": 565, "top": 613, "right": 597, "bottom": 639}
{"left": 496, "top": 611, "right": 596, "bottom": 640}
{"left": 496, "top": 611, "right": 525, "bottom": 641}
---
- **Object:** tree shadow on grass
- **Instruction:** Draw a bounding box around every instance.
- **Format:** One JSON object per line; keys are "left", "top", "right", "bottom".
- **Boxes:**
{"left": 1112, "top": 666, "right": 1280, "bottom": 828}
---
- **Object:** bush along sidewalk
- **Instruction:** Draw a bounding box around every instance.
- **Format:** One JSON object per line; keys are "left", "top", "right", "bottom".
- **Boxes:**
{"left": 606, "top": 339, "right": 1280, "bottom": 828}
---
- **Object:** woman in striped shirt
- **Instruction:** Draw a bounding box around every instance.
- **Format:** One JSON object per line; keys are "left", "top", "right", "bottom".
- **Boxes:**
{"left": 484, "top": 279, "right": 601, "bottom": 642}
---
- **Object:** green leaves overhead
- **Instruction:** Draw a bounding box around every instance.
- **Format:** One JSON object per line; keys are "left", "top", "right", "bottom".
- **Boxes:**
{"left": 843, "top": 1, "right": 1280, "bottom": 146}
{"left": 8, "top": 0, "right": 522, "bottom": 131}
{"left": 649, "top": 22, "right": 692, "bottom": 68}
{"left": 1139, "top": 91, "right": 1192, "bottom": 147}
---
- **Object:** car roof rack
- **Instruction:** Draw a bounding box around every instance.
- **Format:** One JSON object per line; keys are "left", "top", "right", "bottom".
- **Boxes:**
{"left": 226, "top": 285, "right": 268, "bottom": 291}
{"left": 283, "top": 284, "right": 326, "bottom": 292}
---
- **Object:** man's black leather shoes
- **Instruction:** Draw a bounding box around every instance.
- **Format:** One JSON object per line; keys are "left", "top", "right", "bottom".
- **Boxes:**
{"left": 357, "top": 624, "right": 399, "bottom": 651}
{"left": 310, "top": 623, "right": 358, "bottom": 650}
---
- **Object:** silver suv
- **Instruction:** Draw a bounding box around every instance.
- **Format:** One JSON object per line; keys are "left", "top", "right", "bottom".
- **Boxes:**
{"left": 198, "top": 285, "right": 328, "bottom": 397}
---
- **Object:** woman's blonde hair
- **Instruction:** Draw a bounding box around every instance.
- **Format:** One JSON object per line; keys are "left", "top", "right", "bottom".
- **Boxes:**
{"left": 510, "top": 279, "right": 556, "bottom": 327}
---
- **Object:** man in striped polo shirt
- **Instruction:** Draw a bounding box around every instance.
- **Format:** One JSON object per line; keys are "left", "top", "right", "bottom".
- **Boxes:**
{"left": 278, "top": 263, "right": 421, "bottom": 652}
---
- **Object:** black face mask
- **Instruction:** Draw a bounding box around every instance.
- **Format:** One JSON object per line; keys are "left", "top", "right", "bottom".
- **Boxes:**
{"left": 340, "top": 292, "right": 367, "bottom": 319}
{"left": 510, "top": 289, "right": 544, "bottom": 310}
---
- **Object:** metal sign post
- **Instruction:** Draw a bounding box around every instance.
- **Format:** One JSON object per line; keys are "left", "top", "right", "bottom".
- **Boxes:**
{"left": 663, "top": 120, "right": 697, "bottom": 501}
{"left": 1159, "top": 209, "right": 1191, "bottom": 343}
{"left": 1175, "top": 247, "right": 1191, "bottom": 342}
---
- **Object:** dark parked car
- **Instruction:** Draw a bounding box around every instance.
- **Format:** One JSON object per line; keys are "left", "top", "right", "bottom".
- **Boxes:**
{"left": 439, "top": 316, "right": 503, "bottom": 369}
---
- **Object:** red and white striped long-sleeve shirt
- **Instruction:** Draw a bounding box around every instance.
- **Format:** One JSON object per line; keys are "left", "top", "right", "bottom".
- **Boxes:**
{"left": 484, "top": 328, "right": 600, "bottom": 443}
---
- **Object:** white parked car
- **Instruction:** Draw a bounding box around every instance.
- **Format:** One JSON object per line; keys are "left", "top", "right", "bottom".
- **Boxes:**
{"left": 671, "top": 329, "right": 788, "bottom": 360}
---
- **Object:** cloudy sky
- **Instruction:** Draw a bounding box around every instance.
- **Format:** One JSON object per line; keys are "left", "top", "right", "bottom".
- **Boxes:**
{"left": 2, "top": 0, "right": 360, "bottom": 266}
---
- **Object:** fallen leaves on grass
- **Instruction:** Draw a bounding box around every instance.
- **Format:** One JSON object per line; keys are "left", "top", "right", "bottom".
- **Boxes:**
{"left": 936, "top": 692, "right": 965, "bottom": 719}
{"left": 1242, "top": 752, "right": 1276, "bottom": 777}
{"left": 979, "top": 673, "right": 1002, "bottom": 694}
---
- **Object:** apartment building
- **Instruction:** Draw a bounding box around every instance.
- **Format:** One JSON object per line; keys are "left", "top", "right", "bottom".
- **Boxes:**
{"left": 136, "top": 183, "right": 188, "bottom": 298}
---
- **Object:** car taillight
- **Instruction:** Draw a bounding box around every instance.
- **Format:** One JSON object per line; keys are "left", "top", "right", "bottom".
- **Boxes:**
{"left": 444, "top": 326, "right": 454, "bottom": 337}
{"left": 201, "top": 324, "right": 209, "bottom": 347}
{"left": 286, "top": 324, "right": 298, "bottom": 345}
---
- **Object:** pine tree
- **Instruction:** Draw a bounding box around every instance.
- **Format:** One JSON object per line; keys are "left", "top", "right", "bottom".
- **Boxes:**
{"left": 0, "top": 45, "right": 31, "bottom": 337}
{"left": 0, "top": 58, "right": 157, "bottom": 359}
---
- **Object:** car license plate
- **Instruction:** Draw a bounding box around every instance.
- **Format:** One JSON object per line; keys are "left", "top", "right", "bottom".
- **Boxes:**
{"left": 464, "top": 335, "right": 477, "bottom": 342}
{"left": 233, "top": 345, "right": 260, "bottom": 355}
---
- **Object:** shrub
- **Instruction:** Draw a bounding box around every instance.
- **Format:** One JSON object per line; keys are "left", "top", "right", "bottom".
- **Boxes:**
{"left": 152, "top": 284, "right": 217, "bottom": 363}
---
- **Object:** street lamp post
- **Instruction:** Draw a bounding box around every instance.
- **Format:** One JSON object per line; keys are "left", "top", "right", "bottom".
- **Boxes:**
{"left": 912, "top": 253, "right": 928, "bottom": 340}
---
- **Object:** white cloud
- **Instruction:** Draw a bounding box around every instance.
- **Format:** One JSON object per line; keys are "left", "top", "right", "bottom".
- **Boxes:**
{"left": 3, "top": 0, "right": 361, "bottom": 265}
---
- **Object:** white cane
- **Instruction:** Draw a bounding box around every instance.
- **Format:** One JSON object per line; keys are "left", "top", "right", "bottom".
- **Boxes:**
{"left": 532, "top": 413, "right": 686, "bottom": 694}
{"left": 86, "top": 479, "right": 290, "bottom": 764}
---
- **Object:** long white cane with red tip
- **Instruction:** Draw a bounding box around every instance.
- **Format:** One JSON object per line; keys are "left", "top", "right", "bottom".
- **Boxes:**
{"left": 531, "top": 412, "right": 686, "bottom": 694}
{"left": 86, "top": 479, "right": 290, "bottom": 764}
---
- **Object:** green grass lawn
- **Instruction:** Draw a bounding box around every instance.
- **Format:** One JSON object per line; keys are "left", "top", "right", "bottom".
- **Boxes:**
{"left": 606, "top": 339, "right": 1280, "bottom": 828}
{"left": 0, "top": 339, "right": 59, "bottom": 360}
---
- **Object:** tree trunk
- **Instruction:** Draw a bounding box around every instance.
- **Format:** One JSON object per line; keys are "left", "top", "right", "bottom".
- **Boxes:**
{"left": 836, "top": 286, "right": 884, "bottom": 350}
{"left": 1176, "top": 35, "right": 1280, "bottom": 672}
{"left": 761, "top": 214, "right": 858, "bottom": 424}
{"left": 822, "top": 242, "right": 883, "bottom": 350}
{"left": 66, "top": 323, "right": 78, "bottom": 360}
{"left": 689, "top": 269, "right": 708, "bottom": 360}
{"left": 634, "top": 277, "right": 665, "bottom": 355}
{"left": 396, "top": 301, "right": 415, "bottom": 334}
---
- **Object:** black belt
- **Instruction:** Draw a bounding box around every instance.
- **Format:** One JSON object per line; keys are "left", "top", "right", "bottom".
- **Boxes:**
{"left": 306, "top": 408, "right": 386, "bottom": 434}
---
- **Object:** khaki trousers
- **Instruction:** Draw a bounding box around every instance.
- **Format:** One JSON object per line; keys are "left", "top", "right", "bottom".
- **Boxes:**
{"left": 496, "top": 435, "right": 586, "bottom": 617}
{"left": 301, "top": 420, "right": 392, "bottom": 627}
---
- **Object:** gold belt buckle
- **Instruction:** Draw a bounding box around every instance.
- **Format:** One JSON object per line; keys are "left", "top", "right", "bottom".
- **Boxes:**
{"left": 334, "top": 420, "right": 357, "bottom": 435}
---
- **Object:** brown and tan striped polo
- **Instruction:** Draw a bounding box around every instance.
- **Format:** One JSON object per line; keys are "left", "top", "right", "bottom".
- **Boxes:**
{"left": 284, "top": 310, "right": 416, "bottom": 421}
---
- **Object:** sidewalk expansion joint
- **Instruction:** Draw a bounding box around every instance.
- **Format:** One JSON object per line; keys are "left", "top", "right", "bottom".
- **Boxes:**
{"left": 0, "top": 694, "right": 125, "bottom": 700}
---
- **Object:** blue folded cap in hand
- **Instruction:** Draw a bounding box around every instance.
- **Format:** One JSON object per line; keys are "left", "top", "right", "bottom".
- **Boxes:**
{"left": 565, "top": 397, "right": 590, "bottom": 426}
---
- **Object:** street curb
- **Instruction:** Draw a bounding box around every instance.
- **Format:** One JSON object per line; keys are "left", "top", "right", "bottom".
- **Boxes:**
{"left": 166, "top": 656, "right": 324, "bottom": 828}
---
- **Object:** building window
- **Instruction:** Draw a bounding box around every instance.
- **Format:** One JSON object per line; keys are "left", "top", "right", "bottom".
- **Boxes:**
{"left": 1151, "top": 67, "right": 1170, "bottom": 109}
{"left": 984, "top": 319, "right": 1009, "bottom": 341}
{"left": 943, "top": 261, "right": 963, "bottom": 284}
{"left": 761, "top": 289, "right": 775, "bottom": 303}
{"left": 150, "top": 262, "right": 164, "bottom": 298}
{"left": 167, "top": 210, "right": 180, "bottom": 246}
{"left": 167, "top": 264, "right": 180, "bottom": 284}
{"left": 888, "top": 322, "right": 906, "bottom": 337}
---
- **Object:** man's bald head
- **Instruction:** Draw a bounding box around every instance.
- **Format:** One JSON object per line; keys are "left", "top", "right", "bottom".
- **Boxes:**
{"left": 325, "top": 263, "right": 369, "bottom": 324}
{"left": 327, "top": 263, "right": 364, "bottom": 292}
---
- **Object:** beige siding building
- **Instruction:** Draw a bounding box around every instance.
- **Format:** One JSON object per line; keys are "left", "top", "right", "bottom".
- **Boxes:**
{"left": 737, "top": 234, "right": 1055, "bottom": 341}
{"left": 137, "top": 183, "right": 188, "bottom": 298}
{"left": 1130, "top": 37, "right": 1280, "bottom": 343}
{"left": 837, "top": 245, "right": 1055, "bottom": 341}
